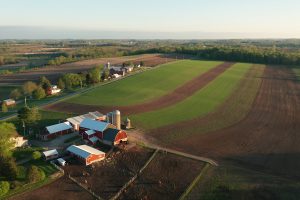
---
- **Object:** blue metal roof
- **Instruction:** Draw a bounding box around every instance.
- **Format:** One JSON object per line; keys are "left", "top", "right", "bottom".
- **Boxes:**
{"left": 80, "top": 118, "right": 109, "bottom": 132}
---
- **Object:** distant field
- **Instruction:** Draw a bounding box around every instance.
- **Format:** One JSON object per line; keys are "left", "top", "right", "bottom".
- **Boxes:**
{"left": 67, "top": 60, "right": 222, "bottom": 106}
{"left": 130, "top": 63, "right": 252, "bottom": 129}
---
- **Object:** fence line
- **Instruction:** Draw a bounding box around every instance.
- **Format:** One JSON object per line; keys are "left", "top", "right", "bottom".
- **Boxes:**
{"left": 50, "top": 160, "right": 64, "bottom": 175}
{"left": 109, "top": 148, "right": 159, "bottom": 200}
{"left": 178, "top": 163, "right": 211, "bottom": 200}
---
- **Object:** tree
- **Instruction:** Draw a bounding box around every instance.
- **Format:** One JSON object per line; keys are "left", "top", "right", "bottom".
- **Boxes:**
{"left": 10, "top": 89, "right": 22, "bottom": 100}
{"left": 62, "top": 73, "right": 82, "bottom": 89}
{"left": 39, "top": 76, "right": 51, "bottom": 90}
{"left": 140, "top": 61, "right": 144, "bottom": 66}
{"left": 88, "top": 66, "right": 101, "bottom": 84}
{"left": 0, "top": 181, "right": 10, "bottom": 196}
{"left": 22, "top": 81, "right": 38, "bottom": 96}
{"left": 0, "top": 122, "right": 16, "bottom": 157}
{"left": 57, "top": 78, "right": 65, "bottom": 90}
{"left": 0, "top": 156, "right": 17, "bottom": 180}
{"left": 27, "top": 165, "right": 45, "bottom": 183}
{"left": 101, "top": 69, "right": 110, "bottom": 81}
{"left": 17, "top": 106, "right": 41, "bottom": 125}
{"left": 32, "top": 87, "right": 46, "bottom": 100}
{"left": 1, "top": 103, "right": 8, "bottom": 113}
{"left": 31, "top": 151, "right": 41, "bottom": 160}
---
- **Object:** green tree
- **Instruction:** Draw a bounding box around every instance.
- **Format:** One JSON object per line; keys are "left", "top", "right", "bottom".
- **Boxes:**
{"left": 57, "top": 78, "right": 65, "bottom": 90}
{"left": 39, "top": 76, "right": 51, "bottom": 90}
{"left": 0, "top": 122, "right": 16, "bottom": 157}
{"left": 27, "top": 165, "right": 45, "bottom": 183}
{"left": 32, "top": 86, "right": 46, "bottom": 100}
{"left": 0, "top": 181, "right": 10, "bottom": 197}
{"left": 62, "top": 73, "right": 82, "bottom": 89}
{"left": 10, "top": 89, "right": 22, "bottom": 100}
{"left": 88, "top": 66, "right": 101, "bottom": 84}
{"left": 101, "top": 69, "right": 110, "bottom": 81}
{"left": 31, "top": 151, "right": 41, "bottom": 160}
{"left": 17, "top": 106, "right": 41, "bottom": 125}
{"left": 1, "top": 103, "right": 8, "bottom": 113}
{"left": 0, "top": 156, "right": 17, "bottom": 180}
{"left": 22, "top": 81, "right": 38, "bottom": 96}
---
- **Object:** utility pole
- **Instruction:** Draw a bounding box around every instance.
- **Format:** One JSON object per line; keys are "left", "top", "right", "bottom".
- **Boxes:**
{"left": 22, "top": 120, "right": 26, "bottom": 136}
{"left": 24, "top": 96, "right": 27, "bottom": 107}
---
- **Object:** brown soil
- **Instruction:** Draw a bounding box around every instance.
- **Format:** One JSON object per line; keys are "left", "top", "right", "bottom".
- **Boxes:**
{"left": 172, "top": 66, "right": 300, "bottom": 178}
{"left": 119, "top": 152, "right": 205, "bottom": 200}
{"left": 63, "top": 145, "right": 153, "bottom": 199}
{"left": 10, "top": 176, "right": 95, "bottom": 200}
{"left": 0, "top": 54, "right": 174, "bottom": 85}
{"left": 46, "top": 62, "right": 234, "bottom": 115}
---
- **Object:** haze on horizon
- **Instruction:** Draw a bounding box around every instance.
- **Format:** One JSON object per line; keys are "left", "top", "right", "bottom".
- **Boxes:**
{"left": 1, "top": 0, "right": 300, "bottom": 39}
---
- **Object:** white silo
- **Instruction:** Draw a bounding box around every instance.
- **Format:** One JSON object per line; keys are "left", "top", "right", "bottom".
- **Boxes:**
{"left": 112, "top": 110, "right": 121, "bottom": 130}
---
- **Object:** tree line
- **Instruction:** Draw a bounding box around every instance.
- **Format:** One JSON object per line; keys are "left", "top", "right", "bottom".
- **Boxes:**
{"left": 133, "top": 46, "right": 300, "bottom": 66}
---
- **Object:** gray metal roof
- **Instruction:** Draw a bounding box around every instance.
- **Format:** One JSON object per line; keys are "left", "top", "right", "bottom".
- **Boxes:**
{"left": 80, "top": 118, "right": 109, "bottom": 132}
{"left": 46, "top": 122, "right": 72, "bottom": 134}
{"left": 67, "top": 145, "right": 104, "bottom": 159}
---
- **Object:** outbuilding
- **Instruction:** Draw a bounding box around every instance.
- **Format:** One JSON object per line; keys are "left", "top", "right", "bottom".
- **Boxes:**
{"left": 41, "top": 122, "right": 73, "bottom": 140}
{"left": 67, "top": 145, "right": 105, "bottom": 165}
{"left": 43, "top": 149, "right": 59, "bottom": 160}
{"left": 3, "top": 99, "right": 16, "bottom": 106}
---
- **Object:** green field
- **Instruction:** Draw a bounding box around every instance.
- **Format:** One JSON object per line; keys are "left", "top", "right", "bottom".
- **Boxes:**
{"left": 130, "top": 63, "right": 252, "bottom": 129}
{"left": 67, "top": 60, "right": 222, "bottom": 106}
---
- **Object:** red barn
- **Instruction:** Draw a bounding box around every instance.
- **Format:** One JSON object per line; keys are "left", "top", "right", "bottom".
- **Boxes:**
{"left": 41, "top": 122, "right": 73, "bottom": 140}
{"left": 67, "top": 145, "right": 105, "bottom": 165}
{"left": 103, "top": 128, "right": 128, "bottom": 146}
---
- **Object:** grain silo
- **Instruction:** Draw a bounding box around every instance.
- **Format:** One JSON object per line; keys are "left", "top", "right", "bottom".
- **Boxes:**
{"left": 112, "top": 110, "right": 121, "bottom": 130}
{"left": 124, "top": 118, "right": 132, "bottom": 129}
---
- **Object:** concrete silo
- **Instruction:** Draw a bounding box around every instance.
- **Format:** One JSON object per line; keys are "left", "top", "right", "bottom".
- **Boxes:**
{"left": 112, "top": 110, "right": 121, "bottom": 130}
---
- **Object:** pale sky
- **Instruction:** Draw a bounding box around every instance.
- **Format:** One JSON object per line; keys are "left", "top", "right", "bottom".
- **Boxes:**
{"left": 1, "top": 0, "right": 300, "bottom": 39}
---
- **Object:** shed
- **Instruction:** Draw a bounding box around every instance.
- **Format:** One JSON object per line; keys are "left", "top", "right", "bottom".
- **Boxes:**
{"left": 67, "top": 145, "right": 105, "bottom": 165}
{"left": 3, "top": 99, "right": 16, "bottom": 106}
{"left": 57, "top": 158, "right": 66, "bottom": 166}
{"left": 43, "top": 149, "right": 59, "bottom": 160}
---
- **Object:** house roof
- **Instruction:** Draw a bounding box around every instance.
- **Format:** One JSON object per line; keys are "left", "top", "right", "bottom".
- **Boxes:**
{"left": 46, "top": 122, "right": 72, "bottom": 134}
{"left": 80, "top": 118, "right": 109, "bottom": 132}
{"left": 85, "top": 130, "right": 96, "bottom": 136}
{"left": 103, "top": 128, "right": 120, "bottom": 142}
{"left": 67, "top": 145, "right": 104, "bottom": 159}
{"left": 43, "top": 149, "right": 58, "bottom": 157}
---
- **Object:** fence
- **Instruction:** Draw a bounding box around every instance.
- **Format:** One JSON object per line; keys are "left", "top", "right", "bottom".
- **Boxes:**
{"left": 109, "top": 148, "right": 159, "bottom": 200}
{"left": 50, "top": 160, "right": 64, "bottom": 175}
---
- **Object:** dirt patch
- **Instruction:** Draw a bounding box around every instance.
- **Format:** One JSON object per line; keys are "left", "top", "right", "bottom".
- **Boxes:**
{"left": 46, "top": 62, "right": 234, "bottom": 115}
{"left": 172, "top": 66, "right": 300, "bottom": 178}
{"left": 63, "top": 145, "right": 153, "bottom": 199}
{"left": 119, "top": 151, "right": 205, "bottom": 200}
{"left": 11, "top": 176, "right": 95, "bottom": 200}
{"left": 0, "top": 54, "right": 174, "bottom": 85}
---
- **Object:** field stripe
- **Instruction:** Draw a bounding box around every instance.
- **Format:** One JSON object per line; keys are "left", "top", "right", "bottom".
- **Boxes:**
{"left": 131, "top": 63, "right": 252, "bottom": 129}
{"left": 150, "top": 64, "right": 265, "bottom": 142}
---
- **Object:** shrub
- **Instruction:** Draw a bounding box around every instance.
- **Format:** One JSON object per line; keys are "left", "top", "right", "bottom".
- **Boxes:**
{"left": 0, "top": 181, "right": 10, "bottom": 196}
{"left": 31, "top": 151, "right": 42, "bottom": 160}
{"left": 32, "top": 86, "right": 46, "bottom": 99}
{"left": 0, "top": 156, "right": 17, "bottom": 180}
{"left": 27, "top": 165, "right": 45, "bottom": 183}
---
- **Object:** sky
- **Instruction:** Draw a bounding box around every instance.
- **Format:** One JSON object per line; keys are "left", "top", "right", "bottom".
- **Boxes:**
{"left": 0, "top": 0, "right": 300, "bottom": 39}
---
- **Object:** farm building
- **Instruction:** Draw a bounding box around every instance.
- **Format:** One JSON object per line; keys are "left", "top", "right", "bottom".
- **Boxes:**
{"left": 41, "top": 122, "right": 73, "bottom": 140}
{"left": 43, "top": 149, "right": 59, "bottom": 160}
{"left": 47, "top": 85, "right": 61, "bottom": 95}
{"left": 10, "top": 135, "right": 28, "bottom": 148}
{"left": 102, "top": 128, "right": 128, "bottom": 146}
{"left": 2, "top": 99, "right": 16, "bottom": 106}
{"left": 67, "top": 111, "right": 105, "bottom": 131}
{"left": 79, "top": 118, "right": 127, "bottom": 146}
{"left": 67, "top": 145, "right": 105, "bottom": 165}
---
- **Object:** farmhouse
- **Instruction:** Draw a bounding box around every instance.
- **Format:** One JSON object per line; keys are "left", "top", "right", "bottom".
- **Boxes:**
{"left": 43, "top": 149, "right": 59, "bottom": 160}
{"left": 67, "top": 111, "right": 105, "bottom": 131}
{"left": 47, "top": 85, "right": 61, "bottom": 95}
{"left": 11, "top": 135, "right": 28, "bottom": 148}
{"left": 41, "top": 122, "right": 73, "bottom": 140}
{"left": 67, "top": 145, "right": 105, "bottom": 165}
{"left": 2, "top": 99, "right": 16, "bottom": 106}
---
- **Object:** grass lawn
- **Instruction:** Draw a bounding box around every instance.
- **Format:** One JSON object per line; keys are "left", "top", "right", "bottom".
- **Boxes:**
{"left": 66, "top": 60, "right": 222, "bottom": 106}
{"left": 130, "top": 63, "right": 252, "bottom": 129}
{"left": 294, "top": 68, "right": 300, "bottom": 80}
